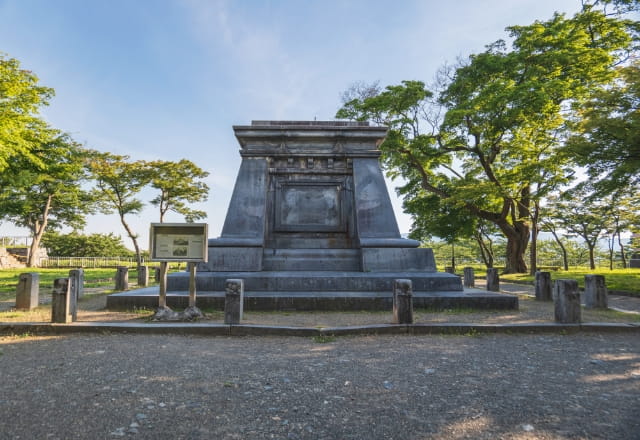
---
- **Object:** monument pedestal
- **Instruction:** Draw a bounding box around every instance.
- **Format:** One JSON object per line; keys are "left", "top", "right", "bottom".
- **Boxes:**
{"left": 109, "top": 121, "right": 517, "bottom": 311}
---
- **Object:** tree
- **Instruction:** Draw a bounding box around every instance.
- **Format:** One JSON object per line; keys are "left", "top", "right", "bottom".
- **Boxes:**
{"left": 337, "top": 6, "right": 636, "bottom": 273}
{"left": 87, "top": 152, "right": 150, "bottom": 268}
{"left": 147, "top": 159, "right": 209, "bottom": 223}
{"left": 545, "top": 187, "right": 610, "bottom": 270}
{"left": 43, "top": 231, "right": 133, "bottom": 257}
{"left": 0, "top": 130, "right": 94, "bottom": 266}
{"left": 565, "top": 60, "right": 640, "bottom": 194}
{"left": 0, "top": 54, "right": 54, "bottom": 172}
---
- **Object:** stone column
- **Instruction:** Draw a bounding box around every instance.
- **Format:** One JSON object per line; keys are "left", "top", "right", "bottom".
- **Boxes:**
{"left": 224, "top": 279, "right": 244, "bottom": 324}
{"left": 15, "top": 273, "right": 39, "bottom": 310}
{"left": 137, "top": 265, "right": 149, "bottom": 287}
{"left": 154, "top": 267, "right": 161, "bottom": 283}
{"left": 584, "top": 275, "right": 607, "bottom": 309}
{"left": 535, "top": 271, "right": 552, "bottom": 301}
{"left": 553, "top": 279, "right": 581, "bottom": 323}
{"left": 444, "top": 266, "right": 455, "bottom": 274}
{"left": 486, "top": 268, "right": 500, "bottom": 292}
{"left": 115, "top": 266, "right": 129, "bottom": 291}
{"left": 51, "top": 278, "right": 73, "bottom": 323}
{"left": 463, "top": 267, "right": 475, "bottom": 288}
{"left": 393, "top": 279, "right": 413, "bottom": 324}
{"left": 68, "top": 269, "right": 84, "bottom": 320}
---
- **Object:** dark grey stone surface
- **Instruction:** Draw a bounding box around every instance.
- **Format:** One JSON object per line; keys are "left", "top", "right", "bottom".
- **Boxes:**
{"left": 553, "top": 279, "right": 581, "bottom": 323}
{"left": 392, "top": 279, "right": 413, "bottom": 324}
{"left": 51, "top": 278, "right": 72, "bottom": 323}
{"left": 486, "top": 268, "right": 500, "bottom": 292}
{"left": 361, "top": 248, "right": 436, "bottom": 272}
{"left": 224, "top": 279, "right": 244, "bottom": 324}
{"left": 115, "top": 266, "right": 128, "bottom": 291}
{"left": 15, "top": 272, "right": 39, "bottom": 310}
{"left": 535, "top": 271, "right": 552, "bottom": 301}
{"left": 584, "top": 274, "right": 607, "bottom": 309}
{"left": 463, "top": 267, "right": 475, "bottom": 287}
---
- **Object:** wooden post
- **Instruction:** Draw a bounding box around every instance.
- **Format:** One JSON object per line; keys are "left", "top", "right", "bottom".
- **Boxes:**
{"left": 535, "top": 271, "right": 552, "bottom": 301}
{"left": 51, "top": 278, "right": 73, "bottom": 323}
{"left": 158, "top": 261, "right": 169, "bottom": 309}
{"left": 553, "top": 279, "right": 581, "bottom": 323}
{"left": 224, "top": 279, "right": 244, "bottom": 324}
{"left": 393, "top": 279, "right": 413, "bottom": 324}
{"left": 584, "top": 275, "right": 607, "bottom": 309}
{"left": 16, "top": 273, "right": 39, "bottom": 310}
{"left": 486, "top": 268, "right": 500, "bottom": 292}
{"left": 463, "top": 267, "right": 475, "bottom": 288}
{"left": 115, "top": 266, "right": 129, "bottom": 291}
{"left": 188, "top": 262, "right": 197, "bottom": 308}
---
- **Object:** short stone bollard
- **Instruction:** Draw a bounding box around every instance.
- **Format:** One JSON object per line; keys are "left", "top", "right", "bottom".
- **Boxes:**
{"left": 535, "top": 271, "right": 552, "bottom": 301}
{"left": 486, "top": 268, "right": 500, "bottom": 292}
{"left": 463, "top": 267, "right": 475, "bottom": 288}
{"left": 154, "top": 267, "right": 161, "bottom": 283}
{"left": 137, "top": 265, "right": 149, "bottom": 287}
{"left": 68, "top": 269, "right": 84, "bottom": 320}
{"left": 444, "top": 266, "right": 455, "bottom": 274}
{"left": 553, "top": 279, "right": 581, "bottom": 324}
{"left": 584, "top": 275, "right": 607, "bottom": 309}
{"left": 393, "top": 279, "right": 413, "bottom": 324}
{"left": 16, "top": 272, "right": 39, "bottom": 310}
{"left": 115, "top": 266, "right": 129, "bottom": 291}
{"left": 51, "top": 278, "right": 74, "bottom": 323}
{"left": 224, "top": 279, "right": 244, "bottom": 324}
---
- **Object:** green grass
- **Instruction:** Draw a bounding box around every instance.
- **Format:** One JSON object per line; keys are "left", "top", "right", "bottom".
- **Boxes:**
{"left": 0, "top": 267, "right": 167, "bottom": 301}
{"left": 501, "top": 268, "right": 640, "bottom": 295}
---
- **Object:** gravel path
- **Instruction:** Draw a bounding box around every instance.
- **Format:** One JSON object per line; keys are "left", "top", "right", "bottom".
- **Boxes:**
{"left": 1, "top": 333, "right": 638, "bottom": 439}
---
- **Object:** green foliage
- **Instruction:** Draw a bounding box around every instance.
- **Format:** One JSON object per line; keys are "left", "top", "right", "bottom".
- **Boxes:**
{"left": 87, "top": 151, "right": 150, "bottom": 265}
{"left": 147, "top": 159, "right": 209, "bottom": 222}
{"left": 566, "top": 61, "right": 640, "bottom": 194}
{"left": 0, "top": 131, "right": 95, "bottom": 266}
{"left": 0, "top": 54, "right": 54, "bottom": 172}
{"left": 337, "top": 6, "right": 637, "bottom": 273}
{"left": 42, "top": 231, "right": 133, "bottom": 257}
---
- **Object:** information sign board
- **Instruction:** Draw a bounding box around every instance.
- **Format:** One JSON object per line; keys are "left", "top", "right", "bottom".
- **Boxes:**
{"left": 149, "top": 223, "right": 208, "bottom": 262}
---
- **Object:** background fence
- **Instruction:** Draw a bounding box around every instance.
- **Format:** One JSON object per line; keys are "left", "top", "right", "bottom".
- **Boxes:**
{"left": 38, "top": 256, "right": 147, "bottom": 268}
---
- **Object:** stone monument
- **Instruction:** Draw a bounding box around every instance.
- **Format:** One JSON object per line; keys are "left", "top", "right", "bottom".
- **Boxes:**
{"left": 165, "top": 120, "right": 466, "bottom": 307}
{"left": 109, "top": 120, "right": 517, "bottom": 311}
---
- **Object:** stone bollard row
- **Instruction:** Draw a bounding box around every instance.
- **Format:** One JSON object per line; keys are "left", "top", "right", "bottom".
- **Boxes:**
{"left": 463, "top": 267, "right": 475, "bottom": 288}
{"left": 584, "top": 274, "right": 607, "bottom": 309}
{"left": 51, "top": 278, "right": 76, "bottom": 323}
{"left": 115, "top": 266, "right": 129, "bottom": 291}
{"left": 16, "top": 272, "right": 39, "bottom": 310}
{"left": 393, "top": 279, "right": 413, "bottom": 324}
{"left": 224, "top": 279, "right": 244, "bottom": 324}
{"left": 535, "top": 271, "right": 552, "bottom": 301}
{"left": 553, "top": 279, "right": 581, "bottom": 324}
{"left": 138, "top": 265, "right": 149, "bottom": 287}
{"left": 486, "top": 268, "right": 500, "bottom": 292}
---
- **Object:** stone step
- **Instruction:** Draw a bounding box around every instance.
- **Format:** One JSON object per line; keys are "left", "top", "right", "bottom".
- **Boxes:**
{"left": 168, "top": 270, "right": 462, "bottom": 293}
{"left": 262, "top": 248, "right": 361, "bottom": 271}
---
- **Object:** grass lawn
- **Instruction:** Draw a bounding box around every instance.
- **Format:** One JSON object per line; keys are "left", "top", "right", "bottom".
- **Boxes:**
{"left": 501, "top": 268, "right": 640, "bottom": 295}
{"left": 0, "top": 268, "right": 159, "bottom": 301}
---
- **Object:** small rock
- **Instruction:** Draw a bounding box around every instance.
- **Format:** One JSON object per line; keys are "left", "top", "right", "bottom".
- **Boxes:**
{"left": 424, "top": 368, "right": 436, "bottom": 374}
{"left": 522, "top": 424, "right": 535, "bottom": 432}
{"left": 158, "top": 403, "right": 166, "bottom": 408}
{"left": 383, "top": 381, "right": 393, "bottom": 390}
{"left": 129, "top": 423, "right": 139, "bottom": 428}
{"left": 110, "top": 427, "right": 126, "bottom": 437}
{"left": 135, "top": 414, "right": 147, "bottom": 420}
{"left": 264, "top": 386, "right": 273, "bottom": 391}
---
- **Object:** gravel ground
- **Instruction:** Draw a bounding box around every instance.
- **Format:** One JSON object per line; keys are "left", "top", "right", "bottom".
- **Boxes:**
{"left": 0, "top": 333, "right": 638, "bottom": 439}
{"left": 1, "top": 283, "right": 639, "bottom": 326}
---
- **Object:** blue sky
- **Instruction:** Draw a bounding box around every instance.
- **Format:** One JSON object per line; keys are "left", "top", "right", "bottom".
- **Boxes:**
{"left": 1, "top": 0, "right": 582, "bottom": 249}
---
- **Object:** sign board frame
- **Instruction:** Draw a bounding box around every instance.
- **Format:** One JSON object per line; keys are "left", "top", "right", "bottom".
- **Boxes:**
{"left": 149, "top": 223, "right": 208, "bottom": 262}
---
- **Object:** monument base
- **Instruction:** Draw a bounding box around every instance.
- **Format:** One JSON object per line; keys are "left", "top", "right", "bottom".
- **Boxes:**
{"left": 107, "top": 270, "right": 518, "bottom": 312}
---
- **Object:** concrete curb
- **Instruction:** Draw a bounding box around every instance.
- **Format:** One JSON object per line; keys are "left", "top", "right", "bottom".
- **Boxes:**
{"left": 1, "top": 321, "right": 638, "bottom": 337}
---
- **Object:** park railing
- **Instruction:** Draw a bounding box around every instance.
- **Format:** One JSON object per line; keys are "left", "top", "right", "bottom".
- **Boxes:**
{"left": 38, "top": 256, "right": 147, "bottom": 268}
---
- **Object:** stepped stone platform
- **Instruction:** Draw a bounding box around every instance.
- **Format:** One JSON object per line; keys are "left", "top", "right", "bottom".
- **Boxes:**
{"left": 106, "top": 283, "right": 518, "bottom": 312}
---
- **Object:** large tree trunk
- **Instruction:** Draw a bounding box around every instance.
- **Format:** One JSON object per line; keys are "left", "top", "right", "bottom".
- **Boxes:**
{"left": 617, "top": 230, "right": 627, "bottom": 268}
{"left": 499, "top": 219, "right": 530, "bottom": 274}
{"left": 588, "top": 244, "right": 597, "bottom": 270}
{"left": 529, "top": 203, "right": 540, "bottom": 275}
{"left": 26, "top": 195, "right": 52, "bottom": 267}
